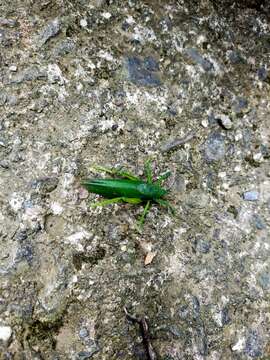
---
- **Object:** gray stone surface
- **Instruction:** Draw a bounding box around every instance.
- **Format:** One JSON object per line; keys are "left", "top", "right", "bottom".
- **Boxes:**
{"left": 0, "top": 0, "right": 270, "bottom": 359}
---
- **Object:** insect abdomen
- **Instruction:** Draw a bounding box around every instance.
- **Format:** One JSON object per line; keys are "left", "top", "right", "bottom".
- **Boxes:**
{"left": 82, "top": 179, "right": 167, "bottom": 200}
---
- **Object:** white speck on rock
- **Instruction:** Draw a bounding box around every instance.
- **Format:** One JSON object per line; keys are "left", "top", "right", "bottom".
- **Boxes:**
{"left": 132, "top": 25, "right": 156, "bottom": 44}
{"left": 71, "top": 275, "right": 78, "bottom": 284}
{"left": 125, "top": 16, "right": 135, "bottom": 25}
{"left": 234, "top": 165, "right": 241, "bottom": 172}
{"left": 9, "top": 65, "right": 17, "bottom": 72}
{"left": 98, "top": 50, "right": 114, "bottom": 62}
{"left": 66, "top": 230, "right": 92, "bottom": 251}
{"left": 80, "top": 18, "right": 88, "bottom": 28}
{"left": 201, "top": 119, "right": 208, "bottom": 128}
{"left": 253, "top": 152, "right": 263, "bottom": 163}
{"left": 234, "top": 131, "right": 243, "bottom": 141}
{"left": 218, "top": 172, "right": 226, "bottom": 178}
{"left": 47, "top": 64, "right": 67, "bottom": 85}
{"left": 102, "top": 12, "right": 111, "bottom": 19}
{"left": 196, "top": 34, "right": 207, "bottom": 45}
{"left": 51, "top": 202, "right": 63, "bottom": 215}
{"left": 37, "top": 152, "right": 51, "bottom": 170}
{"left": 0, "top": 325, "right": 12, "bottom": 342}
{"left": 212, "top": 310, "right": 223, "bottom": 327}
{"left": 9, "top": 193, "right": 24, "bottom": 212}
{"left": 232, "top": 337, "right": 246, "bottom": 352}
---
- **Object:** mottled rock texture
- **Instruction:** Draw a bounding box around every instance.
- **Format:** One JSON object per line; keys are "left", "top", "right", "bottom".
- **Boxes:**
{"left": 0, "top": 0, "right": 269, "bottom": 359}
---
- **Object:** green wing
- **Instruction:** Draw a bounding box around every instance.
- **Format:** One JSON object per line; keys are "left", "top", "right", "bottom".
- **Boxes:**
{"left": 82, "top": 179, "right": 167, "bottom": 200}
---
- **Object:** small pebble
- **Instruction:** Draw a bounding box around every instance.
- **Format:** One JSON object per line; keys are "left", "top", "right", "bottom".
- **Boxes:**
{"left": 234, "top": 131, "right": 243, "bottom": 141}
{"left": 253, "top": 152, "right": 263, "bottom": 163}
{"left": 9, "top": 65, "right": 17, "bottom": 72}
{"left": 0, "top": 160, "right": 9, "bottom": 168}
{"left": 80, "top": 18, "right": 87, "bottom": 28}
{"left": 201, "top": 119, "right": 208, "bottom": 128}
{"left": 218, "top": 172, "right": 226, "bottom": 178}
{"left": 79, "top": 327, "right": 89, "bottom": 339}
{"left": 102, "top": 12, "right": 111, "bottom": 19}
{"left": 217, "top": 114, "right": 233, "bottom": 130}
{"left": 257, "top": 66, "right": 268, "bottom": 81}
{"left": 0, "top": 139, "right": 6, "bottom": 147}
{"left": 243, "top": 191, "right": 259, "bottom": 201}
{"left": 234, "top": 165, "right": 241, "bottom": 172}
{"left": 0, "top": 325, "right": 12, "bottom": 343}
{"left": 51, "top": 202, "right": 63, "bottom": 215}
{"left": 7, "top": 95, "right": 18, "bottom": 106}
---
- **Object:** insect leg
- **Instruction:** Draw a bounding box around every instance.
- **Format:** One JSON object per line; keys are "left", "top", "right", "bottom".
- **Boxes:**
{"left": 154, "top": 170, "right": 171, "bottom": 185}
{"left": 155, "top": 198, "right": 175, "bottom": 215}
{"left": 122, "top": 198, "right": 142, "bottom": 204}
{"left": 91, "top": 197, "right": 124, "bottom": 207}
{"left": 91, "top": 165, "right": 118, "bottom": 175}
{"left": 144, "top": 159, "right": 153, "bottom": 183}
{"left": 116, "top": 171, "right": 140, "bottom": 181}
{"left": 137, "top": 200, "right": 151, "bottom": 228}
{"left": 91, "top": 165, "right": 140, "bottom": 181}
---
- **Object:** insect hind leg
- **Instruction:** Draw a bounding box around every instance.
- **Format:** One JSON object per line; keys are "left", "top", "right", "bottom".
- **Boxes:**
{"left": 91, "top": 197, "right": 124, "bottom": 207}
{"left": 155, "top": 198, "right": 175, "bottom": 215}
{"left": 144, "top": 159, "right": 153, "bottom": 183}
{"left": 137, "top": 200, "right": 151, "bottom": 229}
{"left": 91, "top": 165, "right": 139, "bottom": 181}
{"left": 154, "top": 170, "right": 171, "bottom": 185}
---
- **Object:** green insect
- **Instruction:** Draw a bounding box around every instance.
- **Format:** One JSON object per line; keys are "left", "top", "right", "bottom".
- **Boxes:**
{"left": 81, "top": 160, "right": 175, "bottom": 228}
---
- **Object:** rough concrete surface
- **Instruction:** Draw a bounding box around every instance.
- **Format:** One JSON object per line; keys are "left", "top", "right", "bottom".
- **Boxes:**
{"left": 0, "top": 0, "right": 270, "bottom": 359}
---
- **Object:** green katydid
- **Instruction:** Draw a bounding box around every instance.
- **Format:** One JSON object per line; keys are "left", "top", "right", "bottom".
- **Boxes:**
{"left": 81, "top": 160, "right": 175, "bottom": 228}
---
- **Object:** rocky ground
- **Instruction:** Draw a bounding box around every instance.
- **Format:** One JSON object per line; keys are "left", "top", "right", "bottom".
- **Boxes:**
{"left": 0, "top": 0, "right": 270, "bottom": 359}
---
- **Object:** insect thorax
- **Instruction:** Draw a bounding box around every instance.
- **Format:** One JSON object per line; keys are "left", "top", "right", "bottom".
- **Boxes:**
{"left": 137, "top": 183, "right": 167, "bottom": 199}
